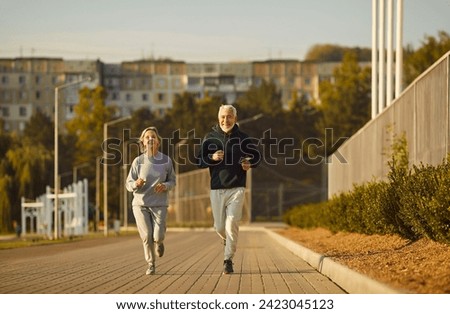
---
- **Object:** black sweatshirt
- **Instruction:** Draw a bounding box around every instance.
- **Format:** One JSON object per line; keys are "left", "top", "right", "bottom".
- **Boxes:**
{"left": 197, "top": 124, "right": 261, "bottom": 189}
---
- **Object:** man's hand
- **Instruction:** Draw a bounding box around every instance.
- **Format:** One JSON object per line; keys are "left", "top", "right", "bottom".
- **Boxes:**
{"left": 212, "top": 150, "right": 224, "bottom": 161}
{"left": 241, "top": 159, "right": 251, "bottom": 171}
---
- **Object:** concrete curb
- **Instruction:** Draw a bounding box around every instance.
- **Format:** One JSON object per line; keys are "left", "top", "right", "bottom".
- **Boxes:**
{"left": 263, "top": 227, "right": 406, "bottom": 294}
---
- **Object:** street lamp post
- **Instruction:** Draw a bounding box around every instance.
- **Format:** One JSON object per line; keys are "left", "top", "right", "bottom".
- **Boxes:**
{"left": 54, "top": 77, "right": 91, "bottom": 240}
{"left": 95, "top": 156, "right": 101, "bottom": 232}
{"left": 103, "top": 116, "right": 131, "bottom": 236}
{"left": 121, "top": 138, "right": 136, "bottom": 231}
{"left": 174, "top": 139, "right": 188, "bottom": 223}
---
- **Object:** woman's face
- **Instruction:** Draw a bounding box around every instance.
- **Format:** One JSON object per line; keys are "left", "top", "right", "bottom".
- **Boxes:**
{"left": 142, "top": 130, "right": 160, "bottom": 152}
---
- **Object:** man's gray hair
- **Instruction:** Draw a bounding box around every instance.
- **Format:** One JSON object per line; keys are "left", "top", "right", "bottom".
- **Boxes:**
{"left": 218, "top": 104, "right": 237, "bottom": 117}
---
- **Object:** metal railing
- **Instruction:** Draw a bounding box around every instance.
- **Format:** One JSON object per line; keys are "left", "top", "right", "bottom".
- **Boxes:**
{"left": 167, "top": 168, "right": 252, "bottom": 225}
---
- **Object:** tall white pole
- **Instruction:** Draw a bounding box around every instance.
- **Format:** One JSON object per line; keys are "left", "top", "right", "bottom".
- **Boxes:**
{"left": 378, "top": 0, "right": 386, "bottom": 113}
{"left": 103, "top": 123, "right": 108, "bottom": 236}
{"left": 54, "top": 88, "right": 59, "bottom": 240}
{"left": 123, "top": 140, "right": 128, "bottom": 230}
{"left": 386, "top": 0, "right": 394, "bottom": 106}
{"left": 395, "top": 0, "right": 404, "bottom": 97}
{"left": 371, "top": 0, "right": 378, "bottom": 119}
{"left": 96, "top": 156, "right": 101, "bottom": 231}
{"left": 103, "top": 116, "right": 131, "bottom": 237}
{"left": 174, "top": 139, "right": 187, "bottom": 224}
{"left": 53, "top": 77, "right": 91, "bottom": 239}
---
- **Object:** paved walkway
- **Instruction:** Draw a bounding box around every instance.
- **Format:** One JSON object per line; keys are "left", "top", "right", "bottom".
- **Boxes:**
{"left": 0, "top": 226, "right": 345, "bottom": 294}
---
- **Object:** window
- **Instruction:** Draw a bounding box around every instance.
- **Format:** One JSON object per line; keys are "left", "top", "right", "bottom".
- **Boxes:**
{"left": 253, "top": 77, "right": 262, "bottom": 86}
{"left": 126, "top": 79, "right": 133, "bottom": 88}
{"left": 3, "top": 107, "right": 10, "bottom": 116}
{"left": 36, "top": 91, "right": 41, "bottom": 100}
{"left": 157, "top": 78, "right": 166, "bottom": 88}
{"left": 35, "top": 76, "right": 41, "bottom": 84}
{"left": 188, "top": 77, "right": 200, "bottom": 85}
{"left": 204, "top": 77, "right": 217, "bottom": 86}
{"left": 157, "top": 93, "right": 165, "bottom": 102}
{"left": 173, "top": 78, "right": 182, "bottom": 88}
{"left": 219, "top": 76, "right": 234, "bottom": 85}
{"left": 2, "top": 91, "right": 11, "bottom": 101}
{"left": 19, "top": 76, "right": 26, "bottom": 84}
{"left": 1, "top": 76, "right": 8, "bottom": 84}
{"left": 126, "top": 93, "right": 132, "bottom": 101}
{"left": 142, "top": 93, "right": 148, "bottom": 101}
{"left": 19, "top": 107, "right": 27, "bottom": 117}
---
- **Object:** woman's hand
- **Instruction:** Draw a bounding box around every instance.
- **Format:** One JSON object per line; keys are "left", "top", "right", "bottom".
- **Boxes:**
{"left": 136, "top": 178, "right": 146, "bottom": 188}
{"left": 154, "top": 183, "right": 166, "bottom": 193}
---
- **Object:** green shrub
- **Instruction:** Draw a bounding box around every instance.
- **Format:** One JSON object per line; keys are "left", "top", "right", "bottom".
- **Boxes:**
{"left": 284, "top": 130, "right": 450, "bottom": 244}
{"left": 398, "top": 160, "right": 450, "bottom": 243}
{"left": 283, "top": 202, "right": 327, "bottom": 229}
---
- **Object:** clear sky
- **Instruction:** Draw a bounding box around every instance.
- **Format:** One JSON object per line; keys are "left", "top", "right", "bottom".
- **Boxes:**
{"left": 0, "top": 0, "right": 449, "bottom": 63}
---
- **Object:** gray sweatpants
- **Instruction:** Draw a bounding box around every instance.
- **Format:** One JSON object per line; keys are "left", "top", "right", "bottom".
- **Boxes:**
{"left": 210, "top": 187, "right": 245, "bottom": 260}
{"left": 133, "top": 205, "right": 167, "bottom": 265}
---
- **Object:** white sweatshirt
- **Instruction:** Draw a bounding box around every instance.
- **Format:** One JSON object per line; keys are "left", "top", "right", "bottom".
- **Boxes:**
{"left": 126, "top": 152, "right": 176, "bottom": 207}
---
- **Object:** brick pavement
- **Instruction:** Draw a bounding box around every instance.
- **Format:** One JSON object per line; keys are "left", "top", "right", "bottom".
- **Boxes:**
{"left": 0, "top": 227, "right": 346, "bottom": 294}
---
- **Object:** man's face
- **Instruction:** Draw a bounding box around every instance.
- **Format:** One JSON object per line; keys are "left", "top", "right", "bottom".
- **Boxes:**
{"left": 218, "top": 108, "right": 237, "bottom": 133}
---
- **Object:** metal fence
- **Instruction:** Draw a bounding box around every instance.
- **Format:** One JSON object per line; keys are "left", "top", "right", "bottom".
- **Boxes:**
{"left": 167, "top": 168, "right": 252, "bottom": 225}
{"left": 328, "top": 51, "right": 450, "bottom": 197}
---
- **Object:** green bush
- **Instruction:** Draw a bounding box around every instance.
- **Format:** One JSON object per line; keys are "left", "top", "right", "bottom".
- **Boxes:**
{"left": 283, "top": 202, "right": 327, "bottom": 229}
{"left": 284, "top": 134, "right": 450, "bottom": 244}
{"left": 397, "top": 160, "right": 450, "bottom": 242}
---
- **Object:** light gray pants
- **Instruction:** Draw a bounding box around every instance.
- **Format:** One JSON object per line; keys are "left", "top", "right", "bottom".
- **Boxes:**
{"left": 133, "top": 205, "right": 167, "bottom": 265}
{"left": 210, "top": 187, "right": 245, "bottom": 260}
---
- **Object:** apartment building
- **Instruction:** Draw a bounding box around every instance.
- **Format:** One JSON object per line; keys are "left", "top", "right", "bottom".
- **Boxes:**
{"left": 0, "top": 56, "right": 349, "bottom": 133}
{"left": 186, "top": 62, "right": 253, "bottom": 104}
{"left": 0, "top": 58, "right": 63, "bottom": 132}
{"left": 108, "top": 60, "right": 187, "bottom": 118}
{"left": 0, "top": 57, "right": 99, "bottom": 132}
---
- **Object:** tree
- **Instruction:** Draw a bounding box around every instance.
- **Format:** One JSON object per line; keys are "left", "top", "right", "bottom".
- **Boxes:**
{"left": 0, "top": 170, "right": 13, "bottom": 232}
{"left": 65, "top": 86, "right": 117, "bottom": 166}
{"left": 65, "top": 86, "right": 117, "bottom": 208}
{"left": 163, "top": 92, "right": 222, "bottom": 172}
{"left": 165, "top": 92, "right": 198, "bottom": 134}
{"left": 404, "top": 31, "right": 450, "bottom": 86}
{"left": 237, "top": 80, "right": 283, "bottom": 117}
{"left": 23, "top": 109, "right": 54, "bottom": 151}
{"left": 6, "top": 139, "right": 52, "bottom": 200}
{"left": 304, "top": 44, "right": 371, "bottom": 62}
{"left": 286, "top": 92, "right": 320, "bottom": 145}
{"left": 315, "top": 52, "right": 371, "bottom": 155}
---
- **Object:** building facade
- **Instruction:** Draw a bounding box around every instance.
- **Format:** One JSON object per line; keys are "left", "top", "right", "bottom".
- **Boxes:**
{"left": 0, "top": 56, "right": 349, "bottom": 133}
{"left": 0, "top": 58, "right": 99, "bottom": 132}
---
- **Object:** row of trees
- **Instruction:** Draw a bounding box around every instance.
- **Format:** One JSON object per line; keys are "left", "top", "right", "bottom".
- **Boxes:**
{"left": 1, "top": 31, "right": 449, "bottom": 233}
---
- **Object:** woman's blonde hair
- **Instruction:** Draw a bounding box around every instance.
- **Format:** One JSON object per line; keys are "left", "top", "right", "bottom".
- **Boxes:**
{"left": 139, "top": 126, "right": 162, "bottom": 153}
